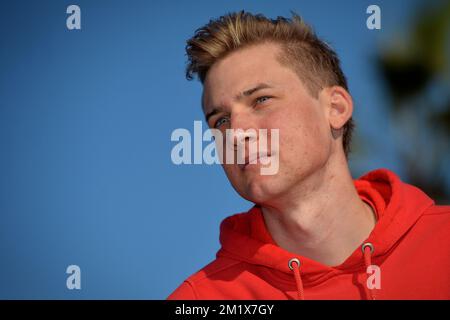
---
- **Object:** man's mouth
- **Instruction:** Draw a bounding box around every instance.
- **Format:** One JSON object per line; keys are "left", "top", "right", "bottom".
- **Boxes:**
{"left": 238, "top": 153, "right": 272, "bottom": 170}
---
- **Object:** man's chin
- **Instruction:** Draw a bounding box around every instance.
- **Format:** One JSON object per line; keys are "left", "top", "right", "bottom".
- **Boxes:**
{"left": 237, "top": 177, "right": 281, "bottom": 204}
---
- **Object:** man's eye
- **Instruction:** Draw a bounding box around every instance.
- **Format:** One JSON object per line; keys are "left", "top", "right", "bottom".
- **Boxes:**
{"left": 255, "top": 96, "right": 272, "bottom": 105}
{"left": 214, "top": 117, "right": 229, "bottom": 128}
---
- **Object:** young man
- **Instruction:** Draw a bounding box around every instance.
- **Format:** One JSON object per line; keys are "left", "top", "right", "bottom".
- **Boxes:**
{"left": 168, "top": 12, "right": 450, "bottom": 299}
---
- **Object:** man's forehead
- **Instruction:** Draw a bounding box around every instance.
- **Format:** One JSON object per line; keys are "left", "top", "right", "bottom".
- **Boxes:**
{"left": 201, "top": 43, "right": 285, "bottom": 109}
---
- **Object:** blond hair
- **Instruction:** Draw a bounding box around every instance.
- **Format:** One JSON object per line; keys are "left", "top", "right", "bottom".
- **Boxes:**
{"left": 185, "top": 11, "right": 354, "bottom": 157}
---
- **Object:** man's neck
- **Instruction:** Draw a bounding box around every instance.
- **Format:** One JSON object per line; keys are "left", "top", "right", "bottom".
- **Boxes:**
{"left": 261, "top": 155, "right": 376, "bottom": 267}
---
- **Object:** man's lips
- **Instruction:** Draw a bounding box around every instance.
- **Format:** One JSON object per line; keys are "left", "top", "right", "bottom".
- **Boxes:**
{"left": 238, "top": 153, "right": 272, "bottom": 170}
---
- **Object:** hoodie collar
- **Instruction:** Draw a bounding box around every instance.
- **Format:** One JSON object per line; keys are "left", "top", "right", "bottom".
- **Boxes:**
{"left": 217, "top": 168, "right": 435, "bottom": 281}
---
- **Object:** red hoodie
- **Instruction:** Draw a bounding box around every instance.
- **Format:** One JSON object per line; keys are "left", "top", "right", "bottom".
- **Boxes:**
{"left": 168, "top": 169, "right": 450, "bottom": 300}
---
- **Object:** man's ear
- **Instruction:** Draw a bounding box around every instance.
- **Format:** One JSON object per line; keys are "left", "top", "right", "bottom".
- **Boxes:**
{"left": 325, "top": 86, "right": 353, "bottom": 130}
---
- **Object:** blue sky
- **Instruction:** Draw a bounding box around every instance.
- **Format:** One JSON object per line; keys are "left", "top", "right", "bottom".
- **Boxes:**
{"left": 0, "top": 0, "right": 426, "bottom": 298}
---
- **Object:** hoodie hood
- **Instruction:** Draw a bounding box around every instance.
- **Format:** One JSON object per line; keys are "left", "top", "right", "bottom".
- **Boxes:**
{"left": 216, "top": 168, "right": 435, "bottom": 290}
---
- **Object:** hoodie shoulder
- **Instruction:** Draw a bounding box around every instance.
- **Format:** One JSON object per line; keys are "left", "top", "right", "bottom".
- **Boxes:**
{"left": 188, "top": 255, "right": 244, "bottom": 283}
{"left": 423, "top": 204, "right": 450, "bottom": 216}
{"left": 167, "top": 280, "right": 197, "bottom": 300}
{"left": 412, "top": 204, "right": 450, "bottom": 245}
{"left": 167, "top": 255, "right": 244, "bottom": 300}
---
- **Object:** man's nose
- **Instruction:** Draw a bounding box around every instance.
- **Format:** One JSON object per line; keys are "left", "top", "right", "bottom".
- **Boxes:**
{"left": 228, "top": 111, "right": 258, "bottom": 151}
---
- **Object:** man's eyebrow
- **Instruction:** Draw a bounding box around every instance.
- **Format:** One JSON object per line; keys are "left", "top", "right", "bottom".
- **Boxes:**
{"left": 237, "top": 83, "right": 274, "bottom": 100}
{"left": 205, "top": 108, "right": 221, "bottom": 122}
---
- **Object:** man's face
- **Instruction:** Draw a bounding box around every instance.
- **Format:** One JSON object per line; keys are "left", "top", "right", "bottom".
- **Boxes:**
{"left": 202, "top": 42, "right": 334, "bottom": 205}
